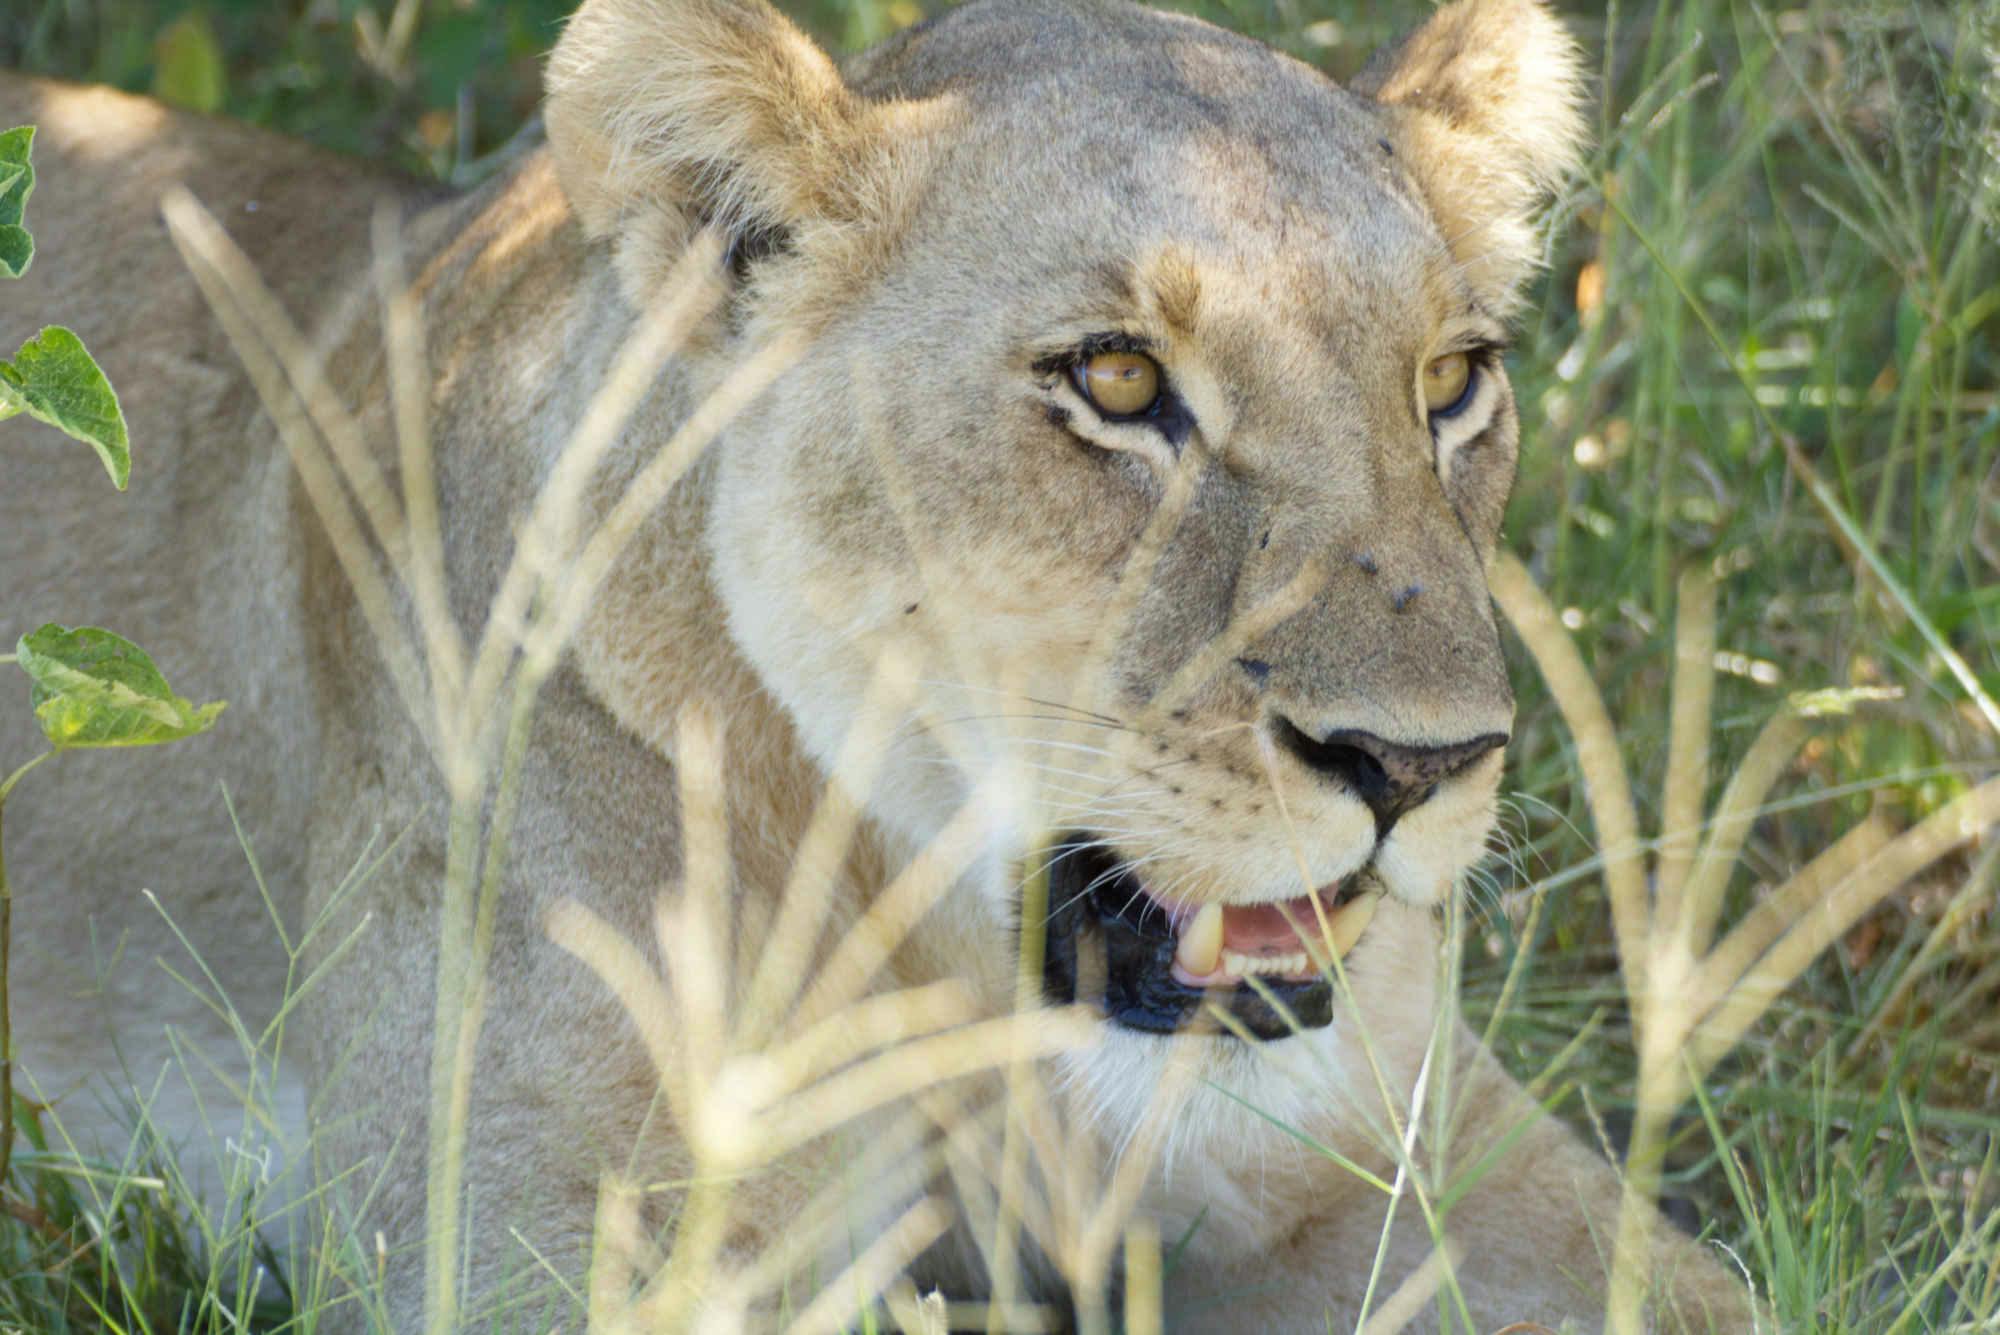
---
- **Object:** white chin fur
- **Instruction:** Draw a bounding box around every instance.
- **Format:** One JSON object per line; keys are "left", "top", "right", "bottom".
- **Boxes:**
{"left": 1056, "top": 1025, "right": 1345, "bottom": 1162}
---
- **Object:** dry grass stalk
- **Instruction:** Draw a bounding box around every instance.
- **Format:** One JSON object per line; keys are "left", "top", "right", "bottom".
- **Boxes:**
{"left": 1121, "top": 1217, "right": 1163, "bottom": 1335}
{"left": 1491, "top": 550, "right": 2000, "bottom": 1335}
{"left": 1357, "top": 1237, "right": 1464, "bottom": 1335}
{"left": 162, "top": 187, "right": 434, "bottom": 751}
{"left": 1487, "top": 555, "right": 1651, "bottom": 993}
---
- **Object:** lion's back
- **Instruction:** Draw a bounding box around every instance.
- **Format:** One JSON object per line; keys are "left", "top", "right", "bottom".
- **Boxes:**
{"left": 0, "top": 74, "right": 436, "bottom": 617}
{"left": 0, "top": 73, "right": 432, "bottom": 1177}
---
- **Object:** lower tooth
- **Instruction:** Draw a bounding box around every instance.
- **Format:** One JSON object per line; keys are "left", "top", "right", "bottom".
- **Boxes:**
{"left": 1215, "top": 945, "right": 1339, "bottom": 981}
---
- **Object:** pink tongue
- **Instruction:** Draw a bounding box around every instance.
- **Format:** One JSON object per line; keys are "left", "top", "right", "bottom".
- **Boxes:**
{"left": 1223, "top": 892, "right": 1325, "bottom": 955}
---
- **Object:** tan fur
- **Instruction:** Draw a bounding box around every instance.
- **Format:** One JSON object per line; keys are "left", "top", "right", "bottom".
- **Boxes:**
{"left": 2, "top": 2, "right": 1753, "bottom": 1329}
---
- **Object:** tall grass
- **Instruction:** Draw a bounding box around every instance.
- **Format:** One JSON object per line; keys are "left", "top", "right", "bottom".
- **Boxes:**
{"left": 1, "top": 1, "right": 1996, "bottom": 1332}
{"left": 1477, "top": 3, "right": 2000, "bottom": 1328}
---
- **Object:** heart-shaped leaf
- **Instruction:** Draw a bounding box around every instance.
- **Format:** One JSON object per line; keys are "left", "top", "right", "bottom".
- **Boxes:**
{"left": 15, "top": 624, "right": 225, "bottom": 750}
{"left": 0, "top": 125, "right": 34, "bottom": 279}
{"left": 0, "top": 326, "right": 130, "bottom": 488}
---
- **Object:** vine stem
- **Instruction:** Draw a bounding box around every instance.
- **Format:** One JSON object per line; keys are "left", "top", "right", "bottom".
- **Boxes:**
{"left": 0, "top": 751, "right": 56, "bottom": 1189}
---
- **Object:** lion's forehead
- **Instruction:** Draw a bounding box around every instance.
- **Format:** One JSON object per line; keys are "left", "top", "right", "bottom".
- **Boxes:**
{"left": 925, "top": 90, "right": 1418, "bottom": 247}
{"left": 856, "top": 1, "right": 1428, "bottom": 254}
{"left": 854, "top": 0, "right": 1337, "bottom": 117}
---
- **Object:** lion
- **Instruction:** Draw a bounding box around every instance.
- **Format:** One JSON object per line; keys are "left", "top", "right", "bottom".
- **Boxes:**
{"left": 0, "top": 0, "right": 1758, "bottom": 1328}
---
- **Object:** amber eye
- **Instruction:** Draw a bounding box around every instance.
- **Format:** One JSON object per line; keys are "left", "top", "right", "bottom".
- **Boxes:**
{"left": 1423, "top": 351, "right": 1473, "bottom": 416}
{"left": 1076, "top": 350, "right": 1162, "bottom": 417}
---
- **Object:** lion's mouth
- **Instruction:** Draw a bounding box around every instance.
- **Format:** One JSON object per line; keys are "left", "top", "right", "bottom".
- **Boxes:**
{"left": 1036, "top": 834, "right": 1380, "bottom": 1039}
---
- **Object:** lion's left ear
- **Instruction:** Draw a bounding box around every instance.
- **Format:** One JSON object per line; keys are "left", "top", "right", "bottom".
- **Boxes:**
{"left": 1353, "top": 0, "right": 1587, "bottom": 316}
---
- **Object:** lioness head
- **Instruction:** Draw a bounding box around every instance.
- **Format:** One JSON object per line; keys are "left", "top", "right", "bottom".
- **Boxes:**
{"left": 547, "top": 0, "right": 1582, "bottom": 1059}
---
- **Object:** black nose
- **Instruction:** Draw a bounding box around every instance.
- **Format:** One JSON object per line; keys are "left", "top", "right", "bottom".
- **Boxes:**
{"left": 1272, "top": 720, "right": 1508, "bottom": 835}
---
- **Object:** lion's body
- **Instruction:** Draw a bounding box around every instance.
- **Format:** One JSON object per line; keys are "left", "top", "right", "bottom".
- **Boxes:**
{"left": 2, "top": 4, "right": 1754, "bottom": 1329}
{"left": 0, "top": 79, "right": 415, "bottom": 1166}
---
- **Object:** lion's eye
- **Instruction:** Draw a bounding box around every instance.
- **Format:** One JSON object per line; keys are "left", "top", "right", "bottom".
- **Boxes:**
{"left": 1423, "top": 352, "right": 1474, "bottom": 417}
{"left": 1075, "top": 351, "right": 1162, "bottom": 417}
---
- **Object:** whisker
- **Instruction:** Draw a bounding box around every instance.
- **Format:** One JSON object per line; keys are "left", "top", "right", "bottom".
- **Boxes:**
{"left": 912, "top": 679, "right": 1131, "bottom": 730}
{"left": 921, "top": 710, "right": 1134, "bottom": 736}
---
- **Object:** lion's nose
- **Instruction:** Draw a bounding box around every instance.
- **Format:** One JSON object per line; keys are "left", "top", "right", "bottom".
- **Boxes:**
{"left": 1271, "top": 721, "right": 1508, "bottom": 835}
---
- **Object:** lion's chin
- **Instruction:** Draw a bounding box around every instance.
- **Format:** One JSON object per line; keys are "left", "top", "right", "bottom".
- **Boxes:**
{"left": 1033, "top": 834, "right": 1382, "bottom": 1040}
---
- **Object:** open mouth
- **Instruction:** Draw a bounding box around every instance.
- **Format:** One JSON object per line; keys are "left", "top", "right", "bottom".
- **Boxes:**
{"left": 1036, "top": 834, "right": 1381, "bottom": 1039}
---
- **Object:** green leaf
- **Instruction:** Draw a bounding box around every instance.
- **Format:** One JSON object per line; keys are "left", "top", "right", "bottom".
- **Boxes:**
{"left": 0, "top": 125, "right": 35, "bottom": 279}
{"left": 0, "top": 326, "right": 131, "bottom": 489}
{"left": 0, "top": 227, "right": 29, "bottom": 281}
{"left": 15, "top": 625, "right": 225, "bottom": 750}
{"left": 152, "top": 14, "right": 227, "bottom": 114}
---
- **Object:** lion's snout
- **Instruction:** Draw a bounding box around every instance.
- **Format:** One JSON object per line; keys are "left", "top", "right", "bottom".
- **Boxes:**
{"left": 1265, "top": 719, "right": 1508, "bottom": 836}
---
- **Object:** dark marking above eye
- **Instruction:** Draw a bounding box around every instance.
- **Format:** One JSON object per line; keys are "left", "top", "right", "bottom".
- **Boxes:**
{"left": 1031, "top": 331, "right": 1152, "bottom": 377}
{"left": 1236, "top": 657, "right": 1272, "bottom": 686}
{"left": 1077, "top": 330, "right": 1153, "bottom": 360}
{"left": 904, "top": 602, "right": 919, "bottom": 615}
{"left": 1378, "top": 137, "right": 1395, "bottom": 156}
{"left": 1353, "top": 551, "right": 1379, "bottom": 575}
{"left": 1258, "top": 529, "right": 1271, "bottom": 550}
{"left": 1392, "top": 583, "right": 1423, "bottom": 612}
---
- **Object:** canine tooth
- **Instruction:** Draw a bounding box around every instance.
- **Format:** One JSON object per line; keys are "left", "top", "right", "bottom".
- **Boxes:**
{"left": 1326, "top": 891, "right": 1381, "bottom": 960}
{"left": 1177, "top": 902, "right": 1224, "bottom": 977}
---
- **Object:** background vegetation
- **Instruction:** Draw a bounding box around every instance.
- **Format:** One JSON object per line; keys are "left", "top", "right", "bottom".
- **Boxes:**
{"left": 2, "top": 0, "right": 1997, "bottom": 1329}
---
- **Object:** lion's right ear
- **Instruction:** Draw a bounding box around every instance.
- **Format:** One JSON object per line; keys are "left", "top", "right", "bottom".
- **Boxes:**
{"left": 546, "top": 0, "right": 911, "bottom": 291}
{"left": 1352, "top": 0, "right": 1587, "bottom": 317}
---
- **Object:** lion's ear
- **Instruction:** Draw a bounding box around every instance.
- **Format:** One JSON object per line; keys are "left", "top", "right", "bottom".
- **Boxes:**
{"left": 1353, "top": 0, "right": 1587, "bottom": 316}
{"left": 546, "top": 0, "right": 902, "bottom": 290}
